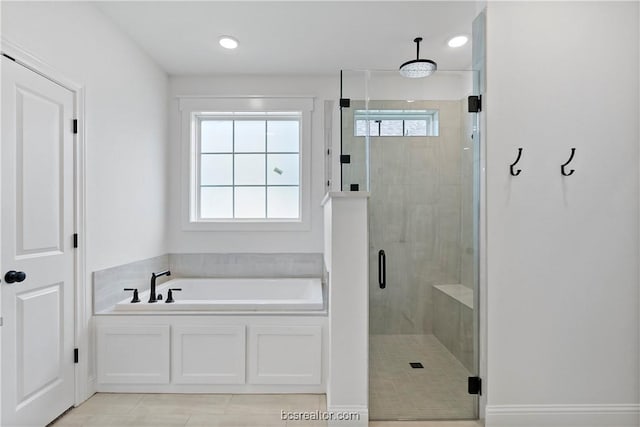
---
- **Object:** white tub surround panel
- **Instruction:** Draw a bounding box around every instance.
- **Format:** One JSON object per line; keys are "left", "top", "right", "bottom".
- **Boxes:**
{"left": 97, "top": 325, "right": 170, "bottom": 385}
{"left": 172, "top": 325, "right": 245, "bottom": 385}
{"left": 248, "top": 326, "right": 322, "bottom": 385}
{"left": 96, "top": 277, "right": 326, "bottom": 392}
{"left": 95, "top": 315, "right": 327, "bottom": 394}
{"left": 323, "top": 192, "right": 369, "bottom": 425}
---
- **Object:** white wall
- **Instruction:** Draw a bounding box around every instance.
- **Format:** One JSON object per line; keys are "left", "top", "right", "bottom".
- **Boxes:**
{"left": 485, "top": 2, "right": 639, "bottom": 425}
{"left": 1, "top": 1, "right": 169, "bottom": 271}
{"left": 323, "top": 194, "right": 369, "bottom": 425}
{"left": 1, "top": 1, "right": 169, "bottom": 398}
{"left": 168, "top": 75, "right": 336, "bottom": 253}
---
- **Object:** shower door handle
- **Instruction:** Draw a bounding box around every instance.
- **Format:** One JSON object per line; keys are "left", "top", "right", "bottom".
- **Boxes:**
{"left": 378, "top": 250, "right": 386, "bottom": 289}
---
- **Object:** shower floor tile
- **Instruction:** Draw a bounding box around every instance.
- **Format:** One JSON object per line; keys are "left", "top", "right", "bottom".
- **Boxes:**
{"left": 370, "top": 334, "right": 476, "bottom": 421}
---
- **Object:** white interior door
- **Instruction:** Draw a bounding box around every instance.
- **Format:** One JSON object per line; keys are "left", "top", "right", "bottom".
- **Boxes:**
{"left": 1, "top": 55, "right": 75, "bottom": 427}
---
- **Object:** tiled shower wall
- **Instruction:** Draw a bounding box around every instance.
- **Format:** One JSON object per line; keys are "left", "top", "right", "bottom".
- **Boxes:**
{"left": 342, "top": 100, "right": 466, "bottom": 335}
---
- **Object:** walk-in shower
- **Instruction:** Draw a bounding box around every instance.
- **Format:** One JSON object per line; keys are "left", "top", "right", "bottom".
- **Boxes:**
{"left": 340, "top": 69, "right": 481, "bottom": 420}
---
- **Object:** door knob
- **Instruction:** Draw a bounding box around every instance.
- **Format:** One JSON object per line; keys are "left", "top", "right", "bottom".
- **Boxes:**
{"left": 4, "top": 271, "right": 26, "bottom": 284}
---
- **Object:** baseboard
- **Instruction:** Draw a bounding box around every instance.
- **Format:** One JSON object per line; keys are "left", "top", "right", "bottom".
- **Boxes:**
{"left": 486, "top": 404, "right": 640, "bottom": 427}
{"left": 326, "top": 405, "right": 368, "bottom": 426}
{"left": 88, "top": 376, "right": 97, "bottom": 396}
{"left": 96, "top": 383, "right": 325, "bottom": 394}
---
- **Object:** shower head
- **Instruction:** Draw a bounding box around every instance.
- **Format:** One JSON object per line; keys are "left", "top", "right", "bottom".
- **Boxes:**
{"left": 399, "top": 37, "right": 437, "bottom": 78}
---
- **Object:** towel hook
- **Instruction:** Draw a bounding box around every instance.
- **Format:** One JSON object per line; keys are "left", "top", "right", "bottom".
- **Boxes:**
{"left": 561, "top": 148, "right": 576, "bottom": 176}
{"left": 510, "top": 148, "right": 523, "bottom": 176}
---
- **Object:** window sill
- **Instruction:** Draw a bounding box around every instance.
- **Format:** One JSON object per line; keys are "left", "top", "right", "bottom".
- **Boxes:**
{"left": 182, "top": 219, "right": 310, "bottom": 232}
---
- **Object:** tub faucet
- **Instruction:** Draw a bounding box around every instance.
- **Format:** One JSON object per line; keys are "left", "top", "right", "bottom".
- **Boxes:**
{"left": 149, "top": 270, "right": 171, "bottom": 303}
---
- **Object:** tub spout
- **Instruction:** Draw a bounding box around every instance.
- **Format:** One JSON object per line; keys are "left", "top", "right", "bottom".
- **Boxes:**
{"left": 149, "top": 270, "right": 171, "bottom": 303}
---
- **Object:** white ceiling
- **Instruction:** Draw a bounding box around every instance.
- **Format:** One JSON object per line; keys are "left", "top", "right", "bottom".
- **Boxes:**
{"left": 95, "top": 1, "right": 478, "bottom": 76}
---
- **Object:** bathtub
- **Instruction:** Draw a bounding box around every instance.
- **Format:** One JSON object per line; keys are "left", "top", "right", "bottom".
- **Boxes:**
{"left": 113, "top": 277, "right": 323, "bottom": 312}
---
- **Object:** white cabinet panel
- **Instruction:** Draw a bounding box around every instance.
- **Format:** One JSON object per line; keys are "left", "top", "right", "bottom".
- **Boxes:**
{"left": 97, "top": 325, "right": 170, "bottom": 384}
{"left": 248, "top": 326, "right": 321, "bottom": 385}
{"left": 172, "top": 326, "right": 245, "bottom": 384}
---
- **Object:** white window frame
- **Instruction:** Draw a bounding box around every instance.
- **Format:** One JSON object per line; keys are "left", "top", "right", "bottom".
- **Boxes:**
{"left": 179, "top": 97, "right": 313, "bottom": 231}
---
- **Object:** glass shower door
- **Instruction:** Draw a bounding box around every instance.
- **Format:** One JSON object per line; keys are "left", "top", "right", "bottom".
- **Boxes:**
{"left": 341, "top": 69, "right": 480, "bottom": 420}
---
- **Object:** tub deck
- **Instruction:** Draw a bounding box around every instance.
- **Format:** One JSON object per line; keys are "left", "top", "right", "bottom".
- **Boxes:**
{"left": 113, "top": 278, "right": 323, "bottom": 312}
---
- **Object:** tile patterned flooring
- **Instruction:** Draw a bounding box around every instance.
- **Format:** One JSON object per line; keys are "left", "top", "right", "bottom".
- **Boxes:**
{"left": 369, "top": 335, "right": 476, "bottom": 420}
{"left": 52, "top": 394, "right": 327, "bottom": 426}
{"left": 51, "top": 392, "right": 482, "bottom": 426}
{"left": 51, "top": 334, "right": 478, "bottom": 426}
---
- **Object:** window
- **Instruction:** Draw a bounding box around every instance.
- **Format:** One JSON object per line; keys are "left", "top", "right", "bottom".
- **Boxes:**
{"left": 180, "top": 97, "right": 313, "bottom": 231}
{"left": 197, "top": 113, "right": 301, "bottom": 220}
{"left": 354, "top": 109, "right": 439, "bottom": 137}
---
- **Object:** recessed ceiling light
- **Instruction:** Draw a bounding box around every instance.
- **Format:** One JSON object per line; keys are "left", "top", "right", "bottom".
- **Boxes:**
{"left": 447, "top": 35, "right": 468, "bottom": 48}
{"left": 219, "top": 36, "right": 239, "bottom": 49}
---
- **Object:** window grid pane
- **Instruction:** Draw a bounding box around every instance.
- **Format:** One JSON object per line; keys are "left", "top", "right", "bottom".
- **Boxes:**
{"left": 235, "top": 120, "right": 266, "bottom": 152}
{"left": 200, "top": 154, "right": 232, "bottom": 186}
{"left": 404, "top": 120, "right": 428, "bottom": 136}
{"left": 353, "top": 110, "right": 438, "bottom": 137}
{"left": 235, "top": 154, "right": 266, "bottom": 185}
{"left": 380, "top": 120, "right": 404, "bottom": 136}
{"left": 267, "top": 154, "right": 299, "bottom": 185}
{"left": 267, "top": 187, "right": 299, "bottom": 219}
{"left": 198, "top": 117, "right": 301, "bottom": 220}
{"left": 200, "top": 187, "right": 233, "bottom": 219}
{"left": 234, "top": 187, "right": 266, "bottom": 218}
{"left": 200, "top": 120, "right": 233, "bottom": 152}
{"left": 267, "top": 120, "right": 299, "bottom": 152}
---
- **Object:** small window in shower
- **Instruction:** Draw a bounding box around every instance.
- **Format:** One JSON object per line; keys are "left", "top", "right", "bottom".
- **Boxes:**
{"left": 354, "top": 109, "right": 439, "bottom": 137}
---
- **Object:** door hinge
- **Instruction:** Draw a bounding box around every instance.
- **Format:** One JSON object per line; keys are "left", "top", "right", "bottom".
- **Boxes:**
{"left": 468, "top": 376, "right": 482, "bottom": 395}
{"left": 339, "top": 98, "right": 351, "bottom": 108}
{"left": 73, "top": 233, "right": 78, "bottom": 248}
{"left": 340, "top": 154, "right": 351, "bottom": 164}
{"left": 468, "top": 95, "right": 482, "bottom": 113}
{"left": 73, "top": 119, "right": 78, "bottom": 134}
{"left": 74, "top": 348, "right": 79, "bottom": 364}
